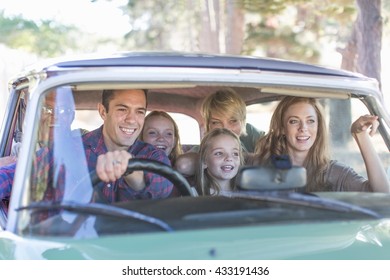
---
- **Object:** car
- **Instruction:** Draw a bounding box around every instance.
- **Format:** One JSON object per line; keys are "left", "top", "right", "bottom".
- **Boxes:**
{"left": 1, "top": 52, "right": 390, "bottom": 260}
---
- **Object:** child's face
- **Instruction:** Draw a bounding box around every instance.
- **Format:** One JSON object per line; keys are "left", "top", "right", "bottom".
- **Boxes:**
{"left": 208, "top": 112, "right": 243, "bottom": 136}
{"left": 204, "top": 134, "right": 241, "bottom": 182}
{"left": 142, "top": 115, "right": 175, "bottom": 156}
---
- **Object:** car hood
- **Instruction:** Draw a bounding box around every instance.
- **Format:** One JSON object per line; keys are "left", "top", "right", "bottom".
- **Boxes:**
{"left": 1, "top": 220, "right": 390, "bottom": 260}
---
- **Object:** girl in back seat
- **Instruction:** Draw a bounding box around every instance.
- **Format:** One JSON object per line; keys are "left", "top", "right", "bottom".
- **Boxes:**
{"left": 140, "top": 110, "right": 183, "bottom": 166}
{"left": 195, "top": 128, "right": 244, "bottom": 196}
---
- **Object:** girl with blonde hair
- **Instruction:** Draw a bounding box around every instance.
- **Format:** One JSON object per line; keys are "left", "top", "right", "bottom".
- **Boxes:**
{"left": 196, "top": 128, "right": 244, "bottom": 196}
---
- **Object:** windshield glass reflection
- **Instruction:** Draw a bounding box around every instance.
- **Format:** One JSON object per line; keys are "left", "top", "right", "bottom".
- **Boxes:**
{"left": 29, "top": 88, "right": 92, "bottom": 219}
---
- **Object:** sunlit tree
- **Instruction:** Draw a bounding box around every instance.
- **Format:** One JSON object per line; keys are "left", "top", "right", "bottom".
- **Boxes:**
{"left": 0, "top": 12, "right": 80, "bottom": 57}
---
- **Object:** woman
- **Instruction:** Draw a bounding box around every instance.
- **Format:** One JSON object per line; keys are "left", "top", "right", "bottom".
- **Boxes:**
{"left": 253, "top": 96, "right": 389, "bottom": 193}
{"left": 140, "top": 110, "right": 183, "bottom": 166}
{"left": 195, "top": 128, "right": 244, "bottom": 196}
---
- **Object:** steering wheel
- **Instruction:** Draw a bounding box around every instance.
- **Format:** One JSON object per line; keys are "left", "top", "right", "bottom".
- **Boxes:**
{"left": 89, "top": 158, "right": 195, "bottom": 198}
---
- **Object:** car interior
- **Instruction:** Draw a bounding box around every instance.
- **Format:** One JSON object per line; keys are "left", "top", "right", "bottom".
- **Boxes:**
{"left": 2, "top": 82, "right": 390, "bottom": 234}
{"left": 68, "top": 83, "right": 390, "bottom": 176}
{"left": 4, "top": 83, "right": 390, "bottom": 182}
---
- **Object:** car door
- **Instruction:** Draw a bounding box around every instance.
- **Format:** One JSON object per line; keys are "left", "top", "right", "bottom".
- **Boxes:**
{"left": 0, "top": 86, "right": 29, "bottom": 228}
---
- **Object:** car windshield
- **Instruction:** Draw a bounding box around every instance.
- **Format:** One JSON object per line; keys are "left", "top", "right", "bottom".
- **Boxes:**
{"left": 7, "top": 81, "right": 390, "bottom": 239}
{"left": 29, "top": 88, "right": 93, "bottom": 203}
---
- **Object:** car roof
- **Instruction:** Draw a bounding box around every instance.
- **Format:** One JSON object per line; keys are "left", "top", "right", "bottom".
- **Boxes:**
{"left": 8, "top": 51, "right": 383, "bottom": 123}
{"left": 16, "top": 51, "right": 364, "bottom": 79}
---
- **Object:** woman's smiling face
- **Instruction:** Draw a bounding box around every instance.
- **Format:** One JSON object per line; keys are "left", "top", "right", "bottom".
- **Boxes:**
{"left": 283, "top": 101, "right": 318, "bottom": 155}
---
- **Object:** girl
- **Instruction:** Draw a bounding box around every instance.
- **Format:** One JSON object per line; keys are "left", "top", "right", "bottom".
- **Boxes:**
{"left": 140, "top": 110, "right": 183, "bottom": 166}
{"left": 196, "top": 128, "right": 244, "bottom": 195}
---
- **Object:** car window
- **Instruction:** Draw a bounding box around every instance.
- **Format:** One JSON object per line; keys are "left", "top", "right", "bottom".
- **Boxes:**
{"left": 342, "top": 98, "right": 390, "bottom": 178}
{"left": 3, "top": 83, "right": 389, "bottom": 236}
{"left": 73, "top": 110, "right": 102, "bottom": 132}
{"left": 169, "top": 112, "right": 200, "bottom": 145}
{"left": 74, "top": 110, "right": 200, "bottom": 145}
{"left": 248, "top": 98, "right": 390, "bottom": 179}
{"left": 247, "top": 101, "right": 276, "bottom": 135}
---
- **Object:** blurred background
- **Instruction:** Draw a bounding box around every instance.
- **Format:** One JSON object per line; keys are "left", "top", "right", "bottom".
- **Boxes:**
{"left": 0, "top": 0, "right": 389, "bottom": 124}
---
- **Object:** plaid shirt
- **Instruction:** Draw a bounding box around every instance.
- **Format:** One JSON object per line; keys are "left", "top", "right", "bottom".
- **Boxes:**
{"left": 82, "top": 126, "right": 173, "bottom": 203}
{"left": 0, "top": 163, "right": 16, "bottom": 203}
{"left": 0, "top": 125, "right": 173, "bottom": 205}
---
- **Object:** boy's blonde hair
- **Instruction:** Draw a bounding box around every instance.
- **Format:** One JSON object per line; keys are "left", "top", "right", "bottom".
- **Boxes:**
{"left": 201, "top": 88, "right": 247, "bottom": 136}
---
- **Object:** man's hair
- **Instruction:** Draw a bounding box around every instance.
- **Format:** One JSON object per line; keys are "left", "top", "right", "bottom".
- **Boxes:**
{"left": 102, "top": 89, "right": 148, "bottom": 111}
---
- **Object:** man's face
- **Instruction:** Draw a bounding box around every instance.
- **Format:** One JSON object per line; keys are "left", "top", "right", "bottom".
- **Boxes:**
{"left": 99, "top": 89, "right": 147, "bottom": 151}
{"left": 39, "top": 91, "right": 74, "bottom": 146}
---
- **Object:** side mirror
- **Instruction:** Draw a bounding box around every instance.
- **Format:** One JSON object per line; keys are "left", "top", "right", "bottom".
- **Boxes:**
{"left": 236, "top": 165, "right": 307, "bottom": 191}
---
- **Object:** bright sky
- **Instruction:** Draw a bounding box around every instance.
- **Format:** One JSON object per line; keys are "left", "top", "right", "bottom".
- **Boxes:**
{"left": 0, "top": 0, "right": 131, "bottom": 37}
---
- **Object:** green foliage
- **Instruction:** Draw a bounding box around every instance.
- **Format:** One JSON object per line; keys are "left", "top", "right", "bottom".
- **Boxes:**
{"left": 383, "top": 0, "right": 390, "bottom": 36}
{"left": 240, "top": 0, "right": 306, "bottom": 14}
{"left": 119, "top": 1, "right": 190, "bottom": 50}
{"left": 244, "top": 21, "right": 320, "bottom": 62}
{"left": 242, "top": 0, "right": 356, "bottom": 63}
{"left": 113, "top": 0, "right": 359, "bottom": 63}
{"left": 0, "top": 0, "right": 380, "bottom": 65}
{"left": 0, "top": 12, "right": 80, "bottom": 57}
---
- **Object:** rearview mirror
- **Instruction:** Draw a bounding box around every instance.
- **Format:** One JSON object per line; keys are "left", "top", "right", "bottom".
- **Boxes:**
{"left": 236, "top": 165, "right": 307, "bottom": 191}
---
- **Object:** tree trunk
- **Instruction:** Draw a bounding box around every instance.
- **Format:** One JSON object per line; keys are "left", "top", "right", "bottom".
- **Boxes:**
{"left": 186, "top": 0, "right": 197, "bottom": 52}
{"left": 225, "top": 0, "right": 244, "bottom": 54}
{"left": 332, "top": 0, "right": 382, "bottom": 146}
{"left": 198, "top": 0, "right": 245, "bottom": 54}
{"left": 356, "top": 0, "right": 382, "bottom": 90}
{"left": 331, "top": 21, "right": 358, "bottom": 145}
{"left": 199, "top": 0, "right": 220, "bottom": 53}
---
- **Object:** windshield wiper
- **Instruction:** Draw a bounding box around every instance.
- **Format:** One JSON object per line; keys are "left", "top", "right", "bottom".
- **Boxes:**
{"left": 16, "top": 201, "right": 173, "bottom": 232}
{"left": 225, "top": 191, "right": 383, "bottom": 219}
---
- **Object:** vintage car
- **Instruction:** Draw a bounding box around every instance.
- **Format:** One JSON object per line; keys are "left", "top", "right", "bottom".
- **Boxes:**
{"left": 0, "top": 52, "right": 390, "bottom": 259}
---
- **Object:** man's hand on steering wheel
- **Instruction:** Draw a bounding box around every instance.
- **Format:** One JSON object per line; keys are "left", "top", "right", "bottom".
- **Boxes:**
{"left": 96, "top": 150, "right": 133, "bottom": 183}
{"left": 90, "top": 154, "right": 193, "bottom": 196}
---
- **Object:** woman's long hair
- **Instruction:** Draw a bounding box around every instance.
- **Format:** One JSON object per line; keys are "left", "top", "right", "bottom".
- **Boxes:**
{"left": 254, "top": 96, "right": 330, "bottom": 191}
{"left": 196, "top": 128, "right": 244, "bottom": 195}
